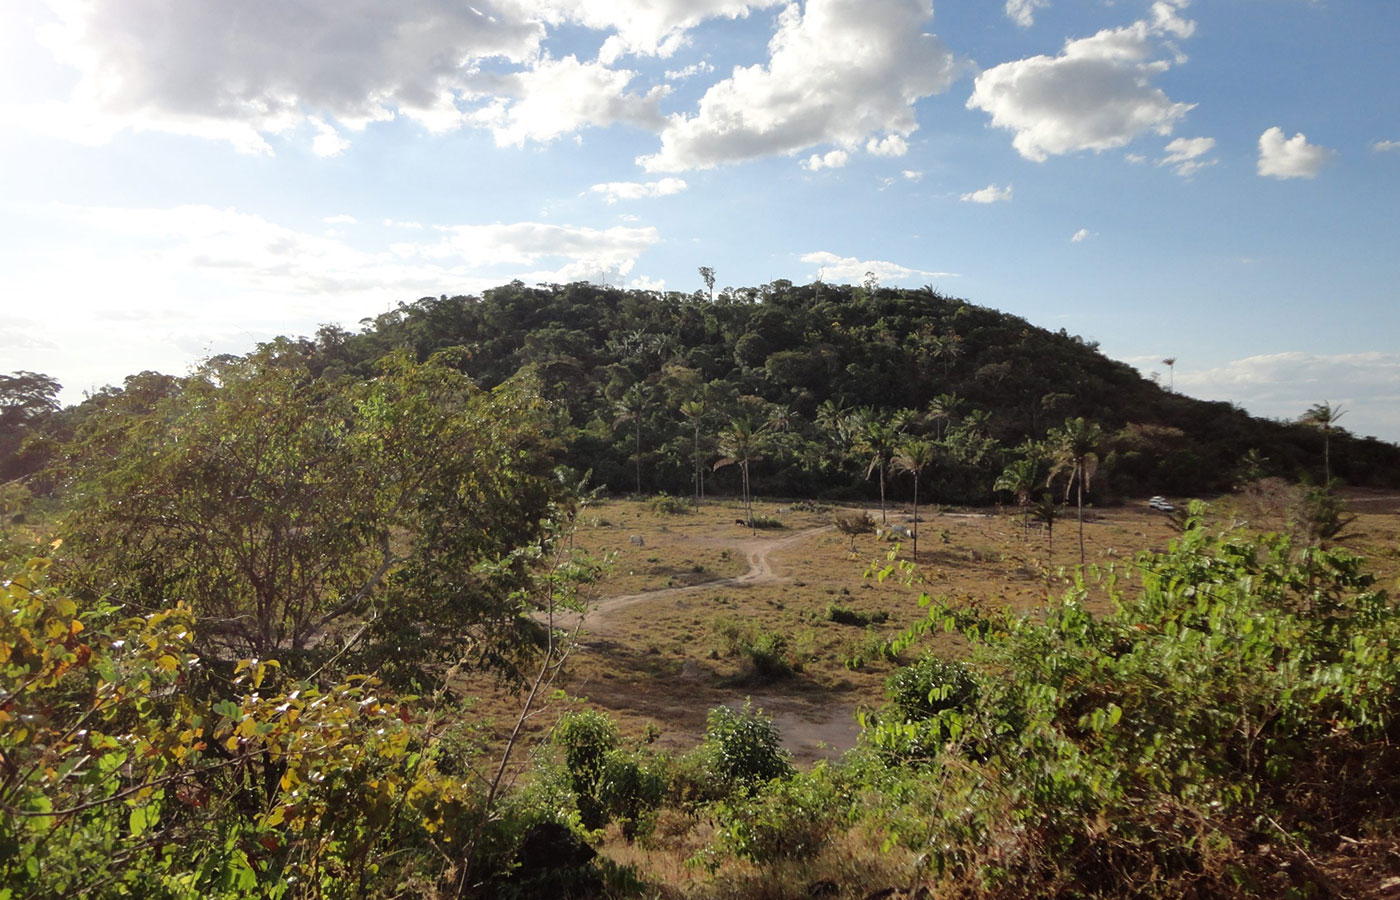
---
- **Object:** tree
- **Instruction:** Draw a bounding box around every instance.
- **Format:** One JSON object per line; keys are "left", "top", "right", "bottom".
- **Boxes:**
{"left": 856, "top": 412, "right": 901, "bottom": 524}
{"left": 63, "top": 345, "right": 563, "bottom": 681}
{"left": 1300, "top": 401, "right": 1346, "bottom": 484}
{"left": 0, "top": 371, "right": 61, "bottom": 480}
{"left": 1030, "top": 493, "right": 1062, "bottom": 563}
{"left": 714, "top": 417, "right": 764, "bottom": 530}
{"left": 1048, "top": 417, "right": 1104, "bottom": 567}
{"left": 1162, "top": 357, "right": 1176, "bottom": 392}
{"left": 613, "top": 382, "right": 650, "bottom": 496}
{"left": 994, "top": 456, "right": 1040, "bottom": 541}
{"left": 892, "top": 439, "right": 936, "bottom": 560}
{"left": 832, "top": 510, "right": 876, "bottom": 552}
{"left": 699, "top": 266, "right": 716, "bottom": 301}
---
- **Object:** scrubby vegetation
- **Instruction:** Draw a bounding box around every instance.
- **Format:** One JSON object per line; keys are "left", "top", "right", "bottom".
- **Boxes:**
{"left": 3, "top": 281, "right": 1399, "bottom": 898}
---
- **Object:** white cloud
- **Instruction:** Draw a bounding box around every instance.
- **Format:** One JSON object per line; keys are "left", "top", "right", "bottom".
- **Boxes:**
{"left": 639, "top": 0, "right": 962, "bottom": 171}
{"left": 1005, "top": 0, "right": 1049, "bottom": 28}
{"left": 383, "top": 219, "right": 424, "bottom": 229}
{"left": 1150, "top": 0, "right": 1196, "bottom": 39}
{"left": 902, "top": 170, "right": 923, "bottom": 181}
{"left": 967, "top": 6, "right": 1196, "bottom": 162}
{"left": 801, "top": 149, "right": 849, "bottom": 171}
{"left": 1257, "top": 127, "right": 1333, "bottom": 179}
{"left": 866, "top": 134, "right": 909, "bottom": 157}
{"left": 1158, "top": 135, "right": 1215, "bottom": 177}
{"left": 1171, "top": 351, "right": 1400, "bottom": 442}
{"left": 590, "top": 177, "right": 688, "bottom": 203}
{"left": 628, "top": 275, "right": 666, "bottom": 291}
{"left": 961, "top": 183, "right": 1012, "bottom": 203}
{"left": 663, "top": 61, "right": 715, "bottom": 81}
{"left": 31, "top": 0, "right": 546, "bottom": 148}
{"left": 323, "top": 214, "right": 357, "bottom": 225}
{"left": 467, "top": 55, "right": 666, "bottom": 146}
{"left": 537, "top": 0, "right": 783, "bottom": 64}
{"left": 1070, "top": 228, "right": 1091, "bottom": 242}
{"left": 801, "top": 250, "right": 957, "bottom": 283}
{"left": 310, "top": 117, "right": 350, "bottom": 157}
{"left": 1373, "top": 139, "right": 1400, "bottom": 152}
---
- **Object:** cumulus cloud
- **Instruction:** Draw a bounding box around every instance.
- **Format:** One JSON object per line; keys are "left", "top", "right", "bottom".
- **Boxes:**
{"left": 1070, "top": 228, "right": 1091, "bottom": 242}
{"left": 1373, "top": 139, "right": 1400, "bottom": 152}
{"left": 801, "top": 250, "right": 957, "bottom": 283}
{"left": 27, "top": 0, "right": 734, "bottom": 152}
{"left": 1158, "top": 135, "right": 1215, "bottom": 177}
{"left": 1171, "top": 351, "right": 1400, "bottom": 442}
{"left": 801, "top": 149, "right": 849, "bottom": 171}
{"left": 1005, "top": 0, "right": 1049, "bottom": 28}
{"left": 590, "top": 177, "right": 688, "bottom": 203}
{"left": 639, "top": 0, "right": 962, "bottom": 171}
{"left": 866, "top": 135, "right": 909, "bottom": 157}
{"left": 1257, "top": 127, "right": 1333, "bottom": 179}
{"left": 967, "top": 4, "right": 1196, "bottom": 162}
{"left": 961, "top": 183, "right": 1012, "bottom": 203}
{"left": 467, "top": 55, "right": 666, "bottom": 146}
{"left": 537, "top": 0, "right": 783, "bottom": 64}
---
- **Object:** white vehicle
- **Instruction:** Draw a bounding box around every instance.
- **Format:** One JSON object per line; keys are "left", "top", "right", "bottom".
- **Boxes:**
{"left": 1148, "top": 496, "right": 1175, "bottom": 512}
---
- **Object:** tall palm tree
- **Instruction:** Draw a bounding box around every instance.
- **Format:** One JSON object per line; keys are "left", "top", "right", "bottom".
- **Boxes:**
{"left": 612, "top": 383, "right": 648, "bottom": 496}
{"left": 856, "top": 414, "right": 901, "bottom": 524}
{"left": 679, "top": 399, "right": 706, "bottom": 505}
{"left": 1048, "top": 417, "right": 1104, "bottom": 567}
{"left": 892, "top": 439, "right": 936, "bottom": 560}
{"left": 994, "top": 457, "right": 1039, "bottom": 541}
{"left": 1300, "top": 401, "right": 1347, "bottom": 485}
{"left": 714, "top": 418, "right": 762, "bottom": 531}
{"left": 926, "top": 393, "right": 963, "bottom": 441}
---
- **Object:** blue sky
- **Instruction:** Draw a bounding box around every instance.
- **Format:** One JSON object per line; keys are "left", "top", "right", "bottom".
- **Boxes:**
{"left": 1, "top": 0, "right": 1397, "bottom": 440}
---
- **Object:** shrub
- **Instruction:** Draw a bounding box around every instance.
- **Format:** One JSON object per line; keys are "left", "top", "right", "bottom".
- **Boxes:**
{"left": 825, "top": 602, "right": 889, "bottom": 627}
{"left": 712, "top": 616, "right": 794, "bottom": 681}
{"left": 699, "top": 702, "right": 794, "bottom": 795}
{"left": 553, "top": 709, "right": 620, "bottom": 830}
{"left": 884, "top": 654, "right": 977, "bottom": 721}
{"left": 711, "top": 765, "right": 846, "bottom": 864}
{"left": 748, "top": 514, "right": 784, "bottom": 529}
{"left": 649, "top": 493, "right": 692, "bottom": 516}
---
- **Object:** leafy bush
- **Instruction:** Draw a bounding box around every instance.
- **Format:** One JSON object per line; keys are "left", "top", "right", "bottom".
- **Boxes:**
{"left": 860, "top": 509, "right": 1400, "bottom": 897}
{"left": 648, "top": 492, "right": 692, "bottom": 516}
{"left": 748, "top": 514, "right": 784, "bottom": 529}
{"left": 825, "top": 601, "right": 889, "bottom": 627}
{"left": 553, "top": 709, "right": 620, "bottom": 830}
{"left": 712, "top": 616, "right": 794, "bottom": 681}
{"left": 884, "top": 654, "right": 977, "bottom": 721}
{"left": 710, "top": 765, "right": 847, "bottom": 864}
{"left": 698, "top": 703, "right": 794, "bottom": 796}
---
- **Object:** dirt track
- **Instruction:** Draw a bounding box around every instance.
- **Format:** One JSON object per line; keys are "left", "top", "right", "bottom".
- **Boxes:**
{"left": 572, "top": 525, "right": 834, "bottom": 637}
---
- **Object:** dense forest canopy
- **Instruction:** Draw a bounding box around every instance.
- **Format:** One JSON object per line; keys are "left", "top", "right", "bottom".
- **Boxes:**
{"left": 4, "top": 281, "right": 1399, "bottom": 512}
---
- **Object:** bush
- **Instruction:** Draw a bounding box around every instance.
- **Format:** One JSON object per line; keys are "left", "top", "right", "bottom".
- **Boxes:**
{"left": 711, "top": 765, "right": 846, "bottom": 864}
{"left": 860, "top": 511, "right": 1400, "bottom": 897}
{"left": 712, "top": 616, "right": 794, "bottom": 681}
{"left": 553, "top": 709, "right": 619, "bottom": 830}
{"left": 649, "top": 493, "right": 692, "bottom": 516}
{"left": 825, "top": 602, "right": 889, "bottom": 627}
{"left": 748, "top": 514, "right": 784, "bottom": 529}
{"left": 699, "top": 702, "right": 794, "bottom": 795}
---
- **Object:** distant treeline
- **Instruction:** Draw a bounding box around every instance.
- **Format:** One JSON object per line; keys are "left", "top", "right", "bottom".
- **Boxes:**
{"left": 5, "top": 280, "right": 1398, "bottom": 503}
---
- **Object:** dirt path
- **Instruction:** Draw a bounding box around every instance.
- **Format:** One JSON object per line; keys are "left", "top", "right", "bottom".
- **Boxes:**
{"left": 572, "top": 525, "right": 833, "bottom": 637}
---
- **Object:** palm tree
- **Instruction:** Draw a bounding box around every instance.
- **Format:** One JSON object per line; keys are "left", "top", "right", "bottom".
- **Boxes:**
{"left": 1162, "top": 357, "right": 1176, "bottom": 392}
{"left": 892, "top": 439, "right": 936, "bottom": 560}
{"left": 856, "top": 414, "right": 901, "bottom": 524}
{"left": 926, "top": 393, "right": 963, "bottom": 441}
{"left": 679, "top": 399, "right": 706, "bottom": 505}
{"left": 714, "top": 418, "right": 762, "bottom": 530}
{"left": 1300, "top": 401, "right": 1347, "bottom": 484}
{"left": 1048, "top": 417, "right": 1104, "bottom": 567}
{"left": 1030, "top": 493, "right": 1062, "bottom": 563}
{"left": 994, "top": 457, "right": 1039, "bottom": 541}
{"left": 612, "top": 383, "right": 648, "bottom": 496}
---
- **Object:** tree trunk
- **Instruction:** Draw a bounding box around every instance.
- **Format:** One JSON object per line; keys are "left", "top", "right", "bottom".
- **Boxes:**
{"left": 912, "top": 476, "right": 919, "bottom": 561}
{"left": 634, "top": 420, "right": 642, "bottom": 496}
{"left": 693, "top": 423, "right": 702, "bottom": 505}
{"left": 1076, "top": 474, "right": 1085, "bottom": 567}
{"left": 879, "top": 462, "right": 887, "bottom": 524}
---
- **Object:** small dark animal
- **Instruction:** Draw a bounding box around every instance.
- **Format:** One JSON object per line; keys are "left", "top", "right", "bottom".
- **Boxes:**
{"left": 736, "top": 518, "right": 747, "bottom": 526}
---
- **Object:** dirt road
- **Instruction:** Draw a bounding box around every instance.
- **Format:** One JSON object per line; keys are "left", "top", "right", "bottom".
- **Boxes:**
{"left": 571, "top": 525, "right": 833, "bottom": 637}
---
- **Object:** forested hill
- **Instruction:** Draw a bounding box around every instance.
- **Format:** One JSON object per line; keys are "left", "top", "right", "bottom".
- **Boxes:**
{"left": 307, "top": 280, "right": 1397, "bottom": 503}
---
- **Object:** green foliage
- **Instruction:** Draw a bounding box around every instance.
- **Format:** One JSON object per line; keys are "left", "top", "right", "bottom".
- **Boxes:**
{"left": 553, "top": 709, "right": 620, "bottom": 830}
{"left": 710, "top": 765, "right": 847, "bottom": 865}
{"left": 858, "top": 511, "right": 1400, "bottom": 896}
{"left": 824, "top": 602, "right": 888, "bottom": 627}
{"left": 746, "top": 514, "right": 784, "bottom": 530}
{"left": 712, "top": 617, "right": 794, "bottom": 681}
{"left": 60, "top": 343, "right": 564, "bottom": 682}
{"left": 0, "top": 556, "right": 499, "bottom": 899}
{"left": 832, "top": 510, "right": 875, "bottom": 551}
{"left": 648, "top": 492, "right": 691, "bottom": 515}
{"left": 884, "top": 654, "right": 977, "bottom": 721}
{"left": 698, "top": 703, "right": 794, "bottom": 796}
